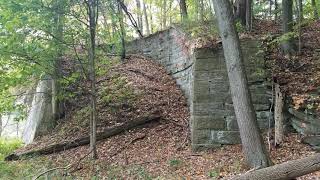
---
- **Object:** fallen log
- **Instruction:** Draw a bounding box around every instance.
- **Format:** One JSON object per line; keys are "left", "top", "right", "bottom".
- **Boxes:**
{"left": 5, "top": 113, "right": 161, "bottom": 161}
{"left": 232, "top": 153, "right": 320, "bottom": 180}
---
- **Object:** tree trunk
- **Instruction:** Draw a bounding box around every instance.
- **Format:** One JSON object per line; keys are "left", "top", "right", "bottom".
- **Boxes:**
{"left": 274, "top": 83, "right": 284, "bottom": 146}
{"left": 246, "top": 0, "right": 252, "bottom": 31}
{"left": 118, "top": 0, "right": 126, "bottom": 61}
{"left": 232, "top": 153, "right": 320, "bottom": 180}
{"left": 199, "top": 0, "right": 205, "bottom": 22}
{"left": 212, "top": 0, "right": 272, "bottom": 169}
{"left": 52, "top": 0, "right": 65, "bottom": 121}
{"left": 0, "top": 115, "right": 2, "bottom": 136}
{"left": 275, "top": 0, "right": 279, "bottom": 21}
{"left": 282, "top": 0, "right": 294, "bottom": 56}
{"left": 235, "top": 0, "right": 246, "bottom": 26}
{"left": 5, "top": 114, "right": 160, "bottom": 161}
{"left": 162, "top": 0, "right": 167, "bottom": 29}
{"left": 311, "top": 0, "right": 319, "bottom": 20}
{"left": 143, "top": 1, "right": 150, "bottom": 36}
{"left": 298, "top": 0, "right": 303, "bottom": 20}
{"left": 135, "top": 0, "right": 143, "bottom": 34}
{"left": 179, "top": 0, "right": 188, "bottom": 21}
{"left": 88, "top": 0, "right": 98, "bottom": 159}
{"left": 117, "top": 0, "right": 143, "bottom": 37}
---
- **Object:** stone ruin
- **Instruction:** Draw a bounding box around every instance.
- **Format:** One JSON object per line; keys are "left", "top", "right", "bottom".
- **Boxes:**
{"left": 126, "top": 27, "right": 273, "bottom": 149}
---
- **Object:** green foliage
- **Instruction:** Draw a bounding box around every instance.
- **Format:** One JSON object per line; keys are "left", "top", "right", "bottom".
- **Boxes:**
{"left": 0, "top": 138, "right": 22, "bottom": 160}
{"left": 208, "top": 168, "right": 220, "bottom": 179}
{"left": 235, "top": 21, "right": 246, "bottom": 33}
{"left": 271, "top": 32, "right": 297, "bottom": 46}
{"left": 168, "top": 158, "right": 182, "bottom": 169}
{"left": 181, "top": 19, "right": 218, "bottom": 38}
{"left": 99, "top": 76, "right": 136, "bottom": 107}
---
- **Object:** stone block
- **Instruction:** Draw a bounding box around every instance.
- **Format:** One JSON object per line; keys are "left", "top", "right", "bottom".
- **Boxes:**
{"left": 211, "top": 130, "right": 241, "bottom": 144}
{"left": 226, "top": 115, "right": 238, "bottom": 130}
{"left": 193, "top": 115, "right": 226, "bottom": 130}
{"left": 192, "top": 130, "right": 211, "bottom": 144}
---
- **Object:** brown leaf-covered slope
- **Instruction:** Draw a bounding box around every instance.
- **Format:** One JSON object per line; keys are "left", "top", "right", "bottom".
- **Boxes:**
{"left": 13, "top": 54, "right": 319, "bottom": 179}
{"left": 265, "top": 20, "right": 320, "bottom": 113}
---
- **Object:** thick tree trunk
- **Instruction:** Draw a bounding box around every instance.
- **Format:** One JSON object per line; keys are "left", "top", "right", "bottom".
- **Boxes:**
{"left": 143, "top": 1, "right": 150, "bottom": 36}
{"left": 232, "top": 153, "right": 320, "bottom": 180}
{"left": 179, "top": 0, "right": 188, "bottom": 21}
{"left": 274, "top": 83, "right": 284, "bottom": 146}
{"left": 5, "top": 114, "right": 160, "bottom": 161}
{"left": 88, "top": 0, "right": 98, "bottom": 159}
{"left": 212, "top": 0, "right": 272, "bottom": 168}
{"left": 311, "top": 0, "right": 319, "bottom": 20}
{"left": 282, "top": 0, "right": 295, "bottom": 56}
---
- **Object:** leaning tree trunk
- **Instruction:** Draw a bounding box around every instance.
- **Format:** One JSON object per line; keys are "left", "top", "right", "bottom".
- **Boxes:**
{"left": 232, "top": 153, "right": 320, "bottom": 180}
{"left": 212, "top": 0, "right": 272, "bottom": 168}
{"left": 179, "top": 0, "right": 188, "bottom": 22}
{"left": 282, "top": 0, "right": 295, "bottom": 56}
{"left": 311, "top": 0, "right": 319, "bottom": 20}
{"left": 275, "top": 0, "right": 279, "bottom": 20}
{"left": 274, "top": 83, "right": 284, "bottom": 146}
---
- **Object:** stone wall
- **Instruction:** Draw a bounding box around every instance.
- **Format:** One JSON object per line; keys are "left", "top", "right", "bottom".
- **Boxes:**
{"left": 127, "top": 27, "right": 273, "bottom": 149}
{"left": 1, "top": 78, "right": 55, "bottom": 144}
{"left": 127, "top": 28, "right": 194, "bottom": 102}
{"left": 192, "top": 41, "right": 272, "bottom": 148}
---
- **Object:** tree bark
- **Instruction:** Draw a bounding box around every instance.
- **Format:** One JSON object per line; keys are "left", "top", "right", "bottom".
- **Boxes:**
{"left": 52, "top": 0, "right": 65, "bottom": 121}
{"left": 232, "top": 153, "right": 320, "bottom": 180}
{"left": 212, "top": 0, "right": 272, "bottom": 168}
{"left": 88, "top": 0, "right": 98, "bottom": 159}
{"left": 143, "top": 1, "right": 150, "bottom": 36}
{"left": 118, "top": 0, "right": 126, "bottom": 61}
{"left": 199, "top": 0, "right": 205, "bottom": 22}
{"left": 298, "top": 0, "right": 303, "bottom": 20}
{"left": 275, "top": 0, "right": 279, "bottom": 20}
{"left": 311, "top": 0, "right": 319, "bottom": 20}
{"left": 162, "top": 0, "right": 167, "bottom": 29}
{"left": 282, "top": 0, "right": 295, "bottom": 56}
{"left": 235, "top": 0, "right": 246, "bottom": 26}
{"left": 117, "top": 0, "right": 143, "bottom": 38}
{"left": 5, "top": 114, "right": 161, "bottom": 161}
{"left": 274, "top": 83, "right": 284, "bottom": 146}
{"left": 135, "top": 0, "right": 143, "bottom": 34}
{"left": 179, "top": 0, "right": 188, "bottom": 22}
{"left": 246, "top": 0, "right": 252, "bottom": 31}
{"left": 0, "top": 115, "right": 2, "bottom": 136}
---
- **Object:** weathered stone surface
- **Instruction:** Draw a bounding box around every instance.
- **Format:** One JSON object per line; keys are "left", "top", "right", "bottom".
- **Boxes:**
{"left": 289, "top": 108, "right": 320, "bottom": 135}
{"left": 127, "top": 27, "right": 273, "bottom": 148}
{"left": 193, "top": 116, "right": 225, "bottom": 130}
{"left": 211, "top": 130, "right": 241, "bottom": 144}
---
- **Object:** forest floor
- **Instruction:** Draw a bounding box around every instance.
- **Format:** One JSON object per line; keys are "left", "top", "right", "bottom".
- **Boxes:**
{"left": 2, "top": 20, "right": 320, "bottom": 179}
